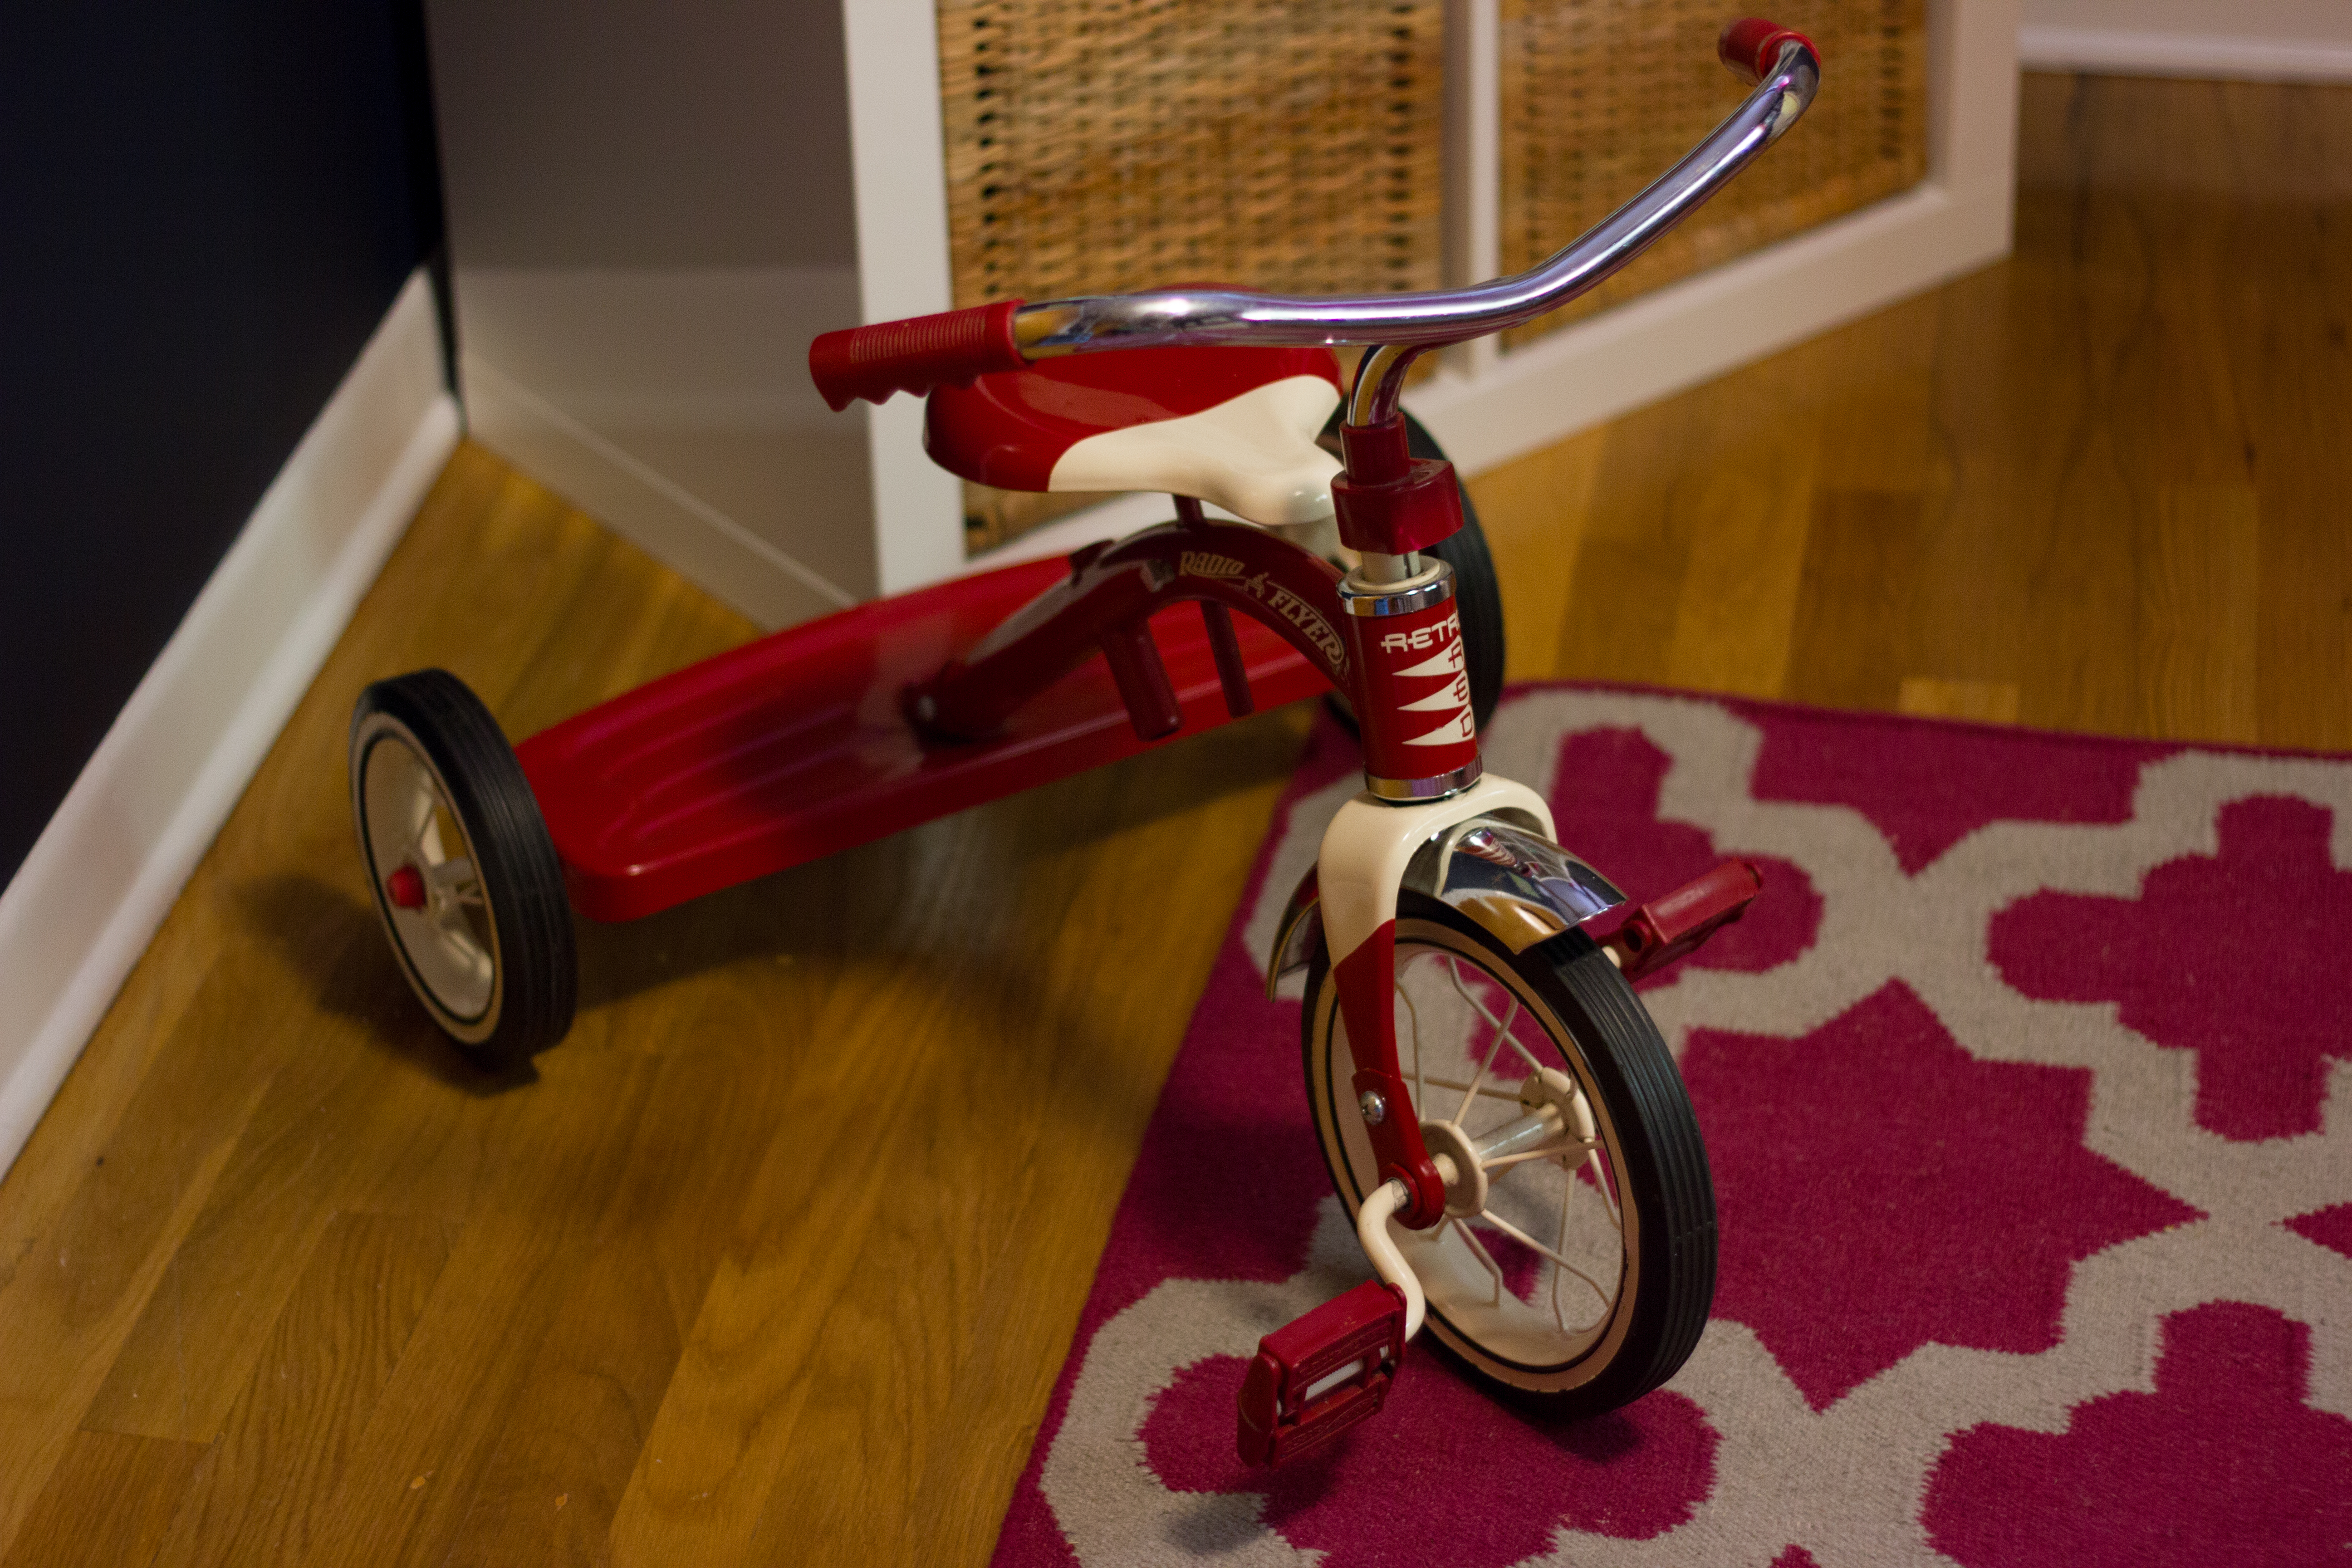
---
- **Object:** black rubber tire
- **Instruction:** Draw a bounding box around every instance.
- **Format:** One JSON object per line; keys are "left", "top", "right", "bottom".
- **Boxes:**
{"left": 1300, "top": 892, "right": 1716, "bottom": 1412}
{"left": 1318, "top": 409, "right": 1506, "bottom": 734}
{"left": 349, "top": 670, "right": 577, "bottom": 1067}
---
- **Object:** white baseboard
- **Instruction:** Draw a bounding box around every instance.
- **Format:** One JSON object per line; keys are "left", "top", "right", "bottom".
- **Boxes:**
{"left": 452, "top": 265, "right": 874, "bottom": 628}
{"left": 460, "top": 351, "right": 859, "bottom": 631}
{"left": 0, "top": 268, "right": 461, "bottom": 1181}
{"left": 2020, "top": 0, "right": 2352, "bottom": 80}
{"left": 2020, "top": 24, "right": 2352, "bottom": 79}
{"left": 1408, "top": 181, "right": 2013, "bottom": 477}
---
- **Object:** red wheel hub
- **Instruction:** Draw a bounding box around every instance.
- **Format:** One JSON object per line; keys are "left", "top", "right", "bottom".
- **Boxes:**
{"left": 385, "top": 862, "right": 427, "bottom": 910}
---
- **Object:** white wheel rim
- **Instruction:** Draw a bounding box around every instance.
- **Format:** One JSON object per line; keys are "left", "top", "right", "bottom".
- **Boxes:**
{"left": 359, "top": 724, "right": 499, "bottom": 1026}
{"left": 1323, "top": 937, "right": 1632, "bottom": 1373}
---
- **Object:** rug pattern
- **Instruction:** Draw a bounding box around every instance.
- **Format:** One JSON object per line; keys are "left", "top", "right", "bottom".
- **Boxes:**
{"left": 990, "top": 687, "right": 2352, "bottom": 1568}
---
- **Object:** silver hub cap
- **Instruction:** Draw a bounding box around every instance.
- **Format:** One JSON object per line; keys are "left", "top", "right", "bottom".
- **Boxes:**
{"left": 360, "top": 730, "right": 497, "bottom": 1023}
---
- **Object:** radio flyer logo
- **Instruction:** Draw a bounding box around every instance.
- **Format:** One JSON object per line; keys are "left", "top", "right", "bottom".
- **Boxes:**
{"left": 1179, "top": 551, "right": 1246, "bottom": 579}
{"left": 1237, "top": 571, "right": 1347, "bottom": 680}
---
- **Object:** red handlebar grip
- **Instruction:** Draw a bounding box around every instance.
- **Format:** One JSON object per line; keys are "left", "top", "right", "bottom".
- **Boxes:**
{"left": 808, "top": 299, "right": 1027, "bottom": 411}
{"left": 1718, "top": 17, "right": 1816, "bottom": 84}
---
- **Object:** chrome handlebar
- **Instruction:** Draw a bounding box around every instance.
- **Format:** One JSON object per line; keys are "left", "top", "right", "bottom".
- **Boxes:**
{"left": 1009, "top": 34, "right": 1819, "bottom": 425}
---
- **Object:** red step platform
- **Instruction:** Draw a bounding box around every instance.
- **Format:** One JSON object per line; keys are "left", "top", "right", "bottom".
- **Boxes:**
{"left": 517, "top": 555, "right": 1327, "bottom": 921}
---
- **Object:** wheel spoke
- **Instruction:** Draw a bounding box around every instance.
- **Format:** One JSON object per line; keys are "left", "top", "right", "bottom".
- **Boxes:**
{"left": 1334, "top": 936, "right": 1666, "bottom": 1371}
{"left": 1453, "top": 1034, "right": 1495, "bottom": 1124}
{"left": 426, "top": 855, "right": 485, "bottom": 907}
{"left": 1445, "top": 956, "right": 1547, "bottom": 1076}
{"left": 427, "top": 912, "right": 492, "bottom": 982}
{"left": 1587, "top": 1150, "right": 1622, "bottom": 1229}
{"left": 1553, "top": 1161, "right": 1575, "bottom": 1330}
{"left": 1482, "top": 1142, "right": 1590, "bottom": 1173}
{"left": 405, "top": 786, "right": 437, "bottom": 854}
{"left": 426, "top": 853, "right": 476, "bottom": 887}
{"left": 1495, "top": 1020, "right": 1548, "bottom": 1077}
{"left": 1444, "top": 959, "right": 1519, "bottom": 1125}
{"left": 1477, "top": 1205, "right": 1611, "bottom": 1313}
{"left": 1452, "top": 1219, "right": 1507, "bottom": 1306}
{"left": 428, "top": 860, "right": 482, "bottom": 907}
{"left": 1417, "top": 1074, "right": 1527, "bottom": 1104}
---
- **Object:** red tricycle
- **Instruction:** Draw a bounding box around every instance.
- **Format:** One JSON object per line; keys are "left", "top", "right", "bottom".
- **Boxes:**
{"left": 349, "top": 21, "right": 1818, "bottom": 1467}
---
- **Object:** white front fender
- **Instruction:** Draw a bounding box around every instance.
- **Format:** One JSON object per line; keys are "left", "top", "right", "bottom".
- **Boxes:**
{"left": 1263, "top": 775, "right": 1568, "bottom": 994}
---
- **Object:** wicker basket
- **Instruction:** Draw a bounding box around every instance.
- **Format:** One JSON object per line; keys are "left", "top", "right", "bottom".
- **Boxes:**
{"left": 1499, "top": 0, "right": 1926, "bottom": 345}
{"left": 936, "top": 0, "right": 1447, "bottom": 553}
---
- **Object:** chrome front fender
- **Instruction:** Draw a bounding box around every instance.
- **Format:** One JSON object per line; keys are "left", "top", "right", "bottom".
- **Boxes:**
{"left": 1263, "top": 812, "right": 1627, "bottom": 996}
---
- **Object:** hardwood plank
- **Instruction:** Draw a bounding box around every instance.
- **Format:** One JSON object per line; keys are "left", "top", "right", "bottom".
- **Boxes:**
{"left": 1897, "top": 678, "right": 2023, "bottom": 725}
{"left": 291, "top": 1048, "right": 658, "bottom": 1568}
{"left": 147, "top": 1212, "right": 452, "bottom": 1568}
{"left": 0, "top": 968, "right": 276, "bottom": 1561}
{"left": 0, "top": 450, "right": 511, "bottom": 1295}
{"left": 1461, "top": 428, "right": 1604, "bottom": 684}
{"left": 74, "top": 454, "right": 700, "bottom": 1445}
{"left": 1930, "top": 232, "right": 2143, "bottom": 731}
{"left": 735, "top": 708, "right": 1315, "bottom": 1568}
{"left": 62, "top": 439, "right": 784, "bottom": 1451}
{"left": 601, "top": 704, "right": 1309, "bottom": 1567}
{"left": 0, "top": 1429, "right": 207, "bottom": 1568}
{"left": 434, "top": 1034, "right": 799, "bottom": 1566}
{"left": 2139, "top": 485, "right": 2261, "bottom": 744}
{"left": 82, "top": 941, "right": 433, "bottom": 1441}
{"left": 1658, "top": 421, "right": 1816, "bottom": 699}
{"left": 0, "top": 894, "right": 251, "bottom": 1298}
{"left": 1784, "top": 488, "right": 1929, "bottom": 714}
{"left": 2235, "top": 85, "right": 2352, "bottom": 752}
{"left": 1548, "top": 303, "right": 1936, "bottom": 695}
{"left": 1803, "top": 293, "right": 1941, "bottom": 498}
{"left": 1552, "top": 398, "right": 1707, "bottom": 686}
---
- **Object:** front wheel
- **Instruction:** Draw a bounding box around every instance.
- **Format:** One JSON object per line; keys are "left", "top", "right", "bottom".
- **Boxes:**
{"left": 1302, "top": 892, "right": 1715, "bottom": 1407}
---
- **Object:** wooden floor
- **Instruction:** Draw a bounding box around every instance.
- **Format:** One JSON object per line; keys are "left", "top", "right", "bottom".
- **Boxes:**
{"left": 2, "top": 74, "right": 2346, "bottom": 1568}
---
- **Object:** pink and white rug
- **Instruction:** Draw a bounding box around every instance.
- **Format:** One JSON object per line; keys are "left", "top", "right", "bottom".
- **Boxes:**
{"left": 989, "top": 685, "right": 2352, "bottom": 1568}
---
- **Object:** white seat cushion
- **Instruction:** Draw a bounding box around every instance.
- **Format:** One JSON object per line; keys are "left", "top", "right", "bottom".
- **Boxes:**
{"left": 1046, "top": 375, "right": 1343, "bottom": 527}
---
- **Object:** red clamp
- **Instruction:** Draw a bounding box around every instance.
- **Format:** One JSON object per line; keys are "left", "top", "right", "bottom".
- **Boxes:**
{"left": 1331, "top": 416, "right": 1466, "bottom": 557}
{"left": 1237, "top": 1279, "right": 1409, "bottom": 1468}
{"left": 1597, "top": 858, "right": 1764, "bottom": 980}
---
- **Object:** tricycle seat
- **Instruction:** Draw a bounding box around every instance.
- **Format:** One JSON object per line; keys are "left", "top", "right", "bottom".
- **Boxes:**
{"left": 923, "top": 343, "right": 1343, "bottom": 527}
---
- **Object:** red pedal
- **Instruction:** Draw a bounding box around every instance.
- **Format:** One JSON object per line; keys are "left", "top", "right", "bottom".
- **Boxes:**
{"left": 1597, "top": 858, "right": 1763, "bottom": 980}
{"left": 1236, "top": 1280, "right": 1407, "bottom": 1468}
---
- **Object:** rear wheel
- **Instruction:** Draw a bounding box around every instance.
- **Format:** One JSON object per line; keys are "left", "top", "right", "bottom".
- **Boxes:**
{"left": 350, "top": 670, "right": 576, "bottom": 1066}
{"left": 1302, "top": 893, "right": 1715, "bottom": 1407}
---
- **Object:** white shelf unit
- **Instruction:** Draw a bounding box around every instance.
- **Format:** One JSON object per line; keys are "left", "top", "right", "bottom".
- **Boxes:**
{"left": 848, "top": 0, "right": 2021, "bottom": 592}
{"left": 445, "top": 0, "right": 2019, "bottom": 623}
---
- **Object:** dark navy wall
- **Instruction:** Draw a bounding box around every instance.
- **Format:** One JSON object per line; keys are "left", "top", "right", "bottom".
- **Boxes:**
{"left": 0, "top": 2, "right": 446, "bottom": 886}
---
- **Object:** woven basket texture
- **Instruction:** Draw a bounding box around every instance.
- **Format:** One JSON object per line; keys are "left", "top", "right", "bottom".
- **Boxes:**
{"left": 938, "top": 0, "right": 1446, "bottom": 553}
{"left": 936, "top": 0, "right": 1927, "bottom": 549}
{"left": 1499, "top": 0, "right": 1926, "bottom": 345}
